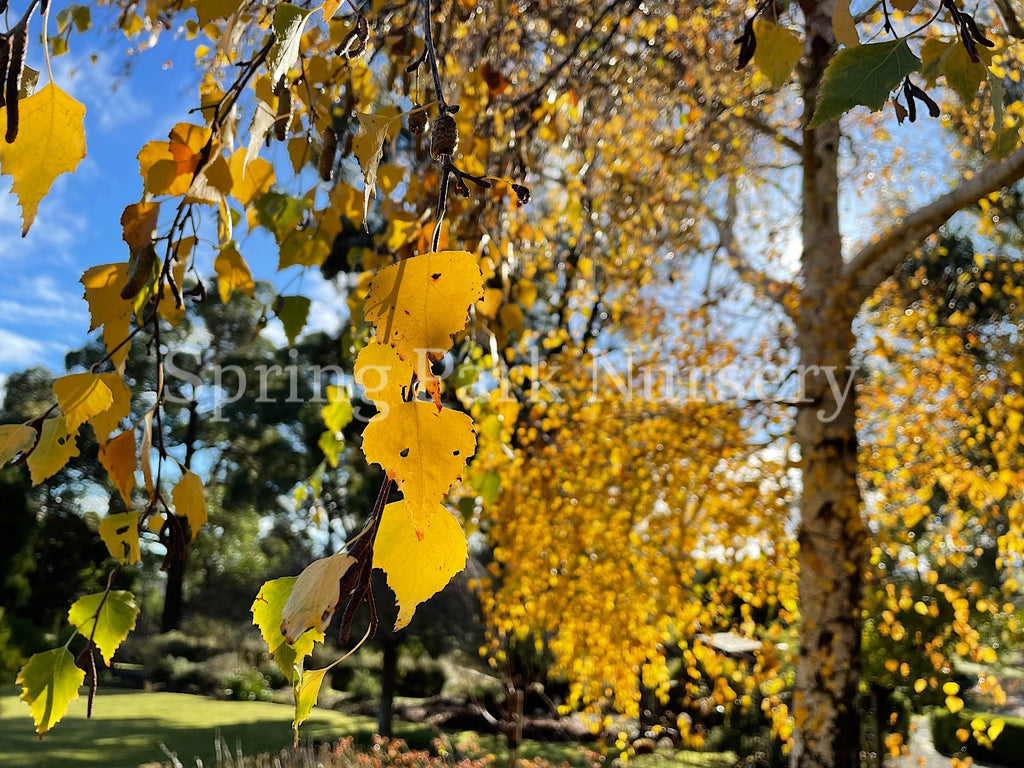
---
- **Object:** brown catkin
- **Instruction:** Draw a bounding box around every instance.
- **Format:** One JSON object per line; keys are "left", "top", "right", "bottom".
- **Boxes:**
{"left": 274, "top": 77, "right": 291, "bottom": 141}
{"left": 319, "top": 126, "right": 338, "bottom": 182}
{"left": 120, "top": 244, "right": 158, "bottom": 300}
{"left": 430, "top": 112, "right": 458, "bottom": 159}
{"left": 5, "top": 27, "right": 26, "bottom": 144}
{"left": 408, "top": 105, "right": 427, "bottom": 135}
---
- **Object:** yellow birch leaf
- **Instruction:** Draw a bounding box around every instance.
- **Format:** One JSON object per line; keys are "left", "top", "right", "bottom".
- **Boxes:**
{"left": 352, "top": 112, "right": 398, "bottom": 224}
{"left": 832, "top": 0, "right": 860, "bottom": 49}
{"left": 67, "top": 590, "right": 139, "bottom": 666}
{"left": 158, "top": 253, "right": 189, "bottom": 327}
{"left": 354, "top": 339, "right": 415, "bottom": 408}
{"left": 293, "top": 666, "right": 330, "bottom": 745}
{"left": 98, "top": 430, "right": 136, "bottom": 506}
{"left": 137, "top": 123, "right": 211, "bottom": 197}
{"left": 120, "top": 201, "right": 160, "bottom": 255}
{"left": 228, "top": 151, "right": 275, "bottom": 205}
{"left": 946, "top": 695, "right": 965, "bottom": 713}
{"left": 0, "top": 424, "right": 36, "bottom": 465}
{"left": 98, "top": 510, "right": 141, "bottom": 565}
{"left": 172, "top": 471, "right": 207, "bottom": 541}
{"left": 26, "top": 416, "right": 79, "bottom": 486}
{"left": 16, "top": 648, "right": 85, "bottom": 736}
{"left": 477, "top": 287, "right": 503, "bottom": 319}
{"left": 280, "top": 552, "right": 356, "bottom": 643}
{"left": 80, "top": 264, "right": 133, "bottom": 373}
{"left": 0, "top": 84, "right": 86, "bottom": 236}
{"left": 321, "top": 385, "right": 353, "bottom": 433}
{"left": 752, "top": 20, "right": 803, "bottom": 89}
{"left": 251, "top": 577, "right": 322, "bottom": 675}
{"left": 364, "top": 250, "right": 484, "bottom": 389}
{"left": 361, "top": 401, "right": 476, "bottom": 531}
{"left": 320, "top": 0, "right": 341, "bottom": 20}
{"left": 373, "top": 501, "right": 468, "bottom": 629}
{"left": 214, "top": 244, "right": 255, "bottom": 302}
{"left": 53, "top": 373, "right": 113, "bottom": 434}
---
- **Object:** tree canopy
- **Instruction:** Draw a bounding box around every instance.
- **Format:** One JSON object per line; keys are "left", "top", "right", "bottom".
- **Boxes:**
{"left": 2, "top": 0, "right": 1024, "bottom": 767}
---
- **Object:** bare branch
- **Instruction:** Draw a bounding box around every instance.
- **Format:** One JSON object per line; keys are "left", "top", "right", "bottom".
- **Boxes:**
{"left": 844, "top": 142, "right": 1024, "bottom": 307}
{"left": 738, "top": 113, "right": 802, "bottom": 155}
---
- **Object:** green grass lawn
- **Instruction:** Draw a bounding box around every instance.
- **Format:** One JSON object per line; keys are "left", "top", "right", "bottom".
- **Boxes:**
{"left": 0, "top": 688, "right": 422, "bottom": 768}
{"left": 0, "top": 689, "right": 736, "bottom": 768}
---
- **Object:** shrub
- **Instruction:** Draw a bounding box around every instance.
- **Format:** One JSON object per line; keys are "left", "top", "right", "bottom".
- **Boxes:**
{"left": 931, "top": 708, "right": 1024, "bottom": 765}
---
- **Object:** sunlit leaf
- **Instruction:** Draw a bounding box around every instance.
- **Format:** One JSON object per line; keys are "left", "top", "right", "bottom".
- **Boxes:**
{"left": 81, "top": 264, "right": 133, "bottom": 373}
{"left": 137, "top": 122, "right": 212, "bottom": 197}
{"left": 172, "top": 471, "right": 207, "bottom": 541}
{"left": 0, "top": 84, "right": 86, "bottom": 235}
{"left": 292, "top": 666, "right": 330, "bottom": 745}
{"left": 354, "top": 340, "right": 414, "bottom": 407}
{"left": 16, "top": 648, "right": 85, "bottom": 736}
{"left": 270, "top": 4, "right": 314, "bottom": 84}
{"left": 752, "top": 20, "right": 802, "bottom": 89}
{"left": 67, "top": 590, "right": 139, "bottom": 666}
{"left": 214, "top": 244, "right": 256, "bottom": 303}
{"left": 280, "top": 552, "right": 356, "bottom": 644}
{"left": 352, "top": 111, "right": 398, "bottom": 224}
{"left": 251, "top": 578, "right": 322, "bottom": 676}
{"left": 87, "top": 373, "right": 132, "bottom": 444}
{"left": 321, "top": 385, "right": 353, "bottom": 432}
{"left": 362, "top": 401, "right": 476, "bottom": 531}
{"left": 26, "top": 416, "right": 79, "bottom": 486}
{"left": 53, "top": 373, "right": 113, "bottom": 434}
{"left": 98, "top": 430, "right": 136, "bottom": 505}
{"left": 98, "top": 510, "right": 140, "bottom": 565}
{"left": 373, "top": 500, "right": 467, "bottom": 629}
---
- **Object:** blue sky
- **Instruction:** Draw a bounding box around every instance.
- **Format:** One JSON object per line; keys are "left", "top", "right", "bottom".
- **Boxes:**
{"left": 0, "top": 21, "right": 346, "bottom": 389}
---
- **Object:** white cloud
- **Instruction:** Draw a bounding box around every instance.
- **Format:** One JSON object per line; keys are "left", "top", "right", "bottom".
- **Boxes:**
{"left": 0, "top": 328, "right": 47, "bottom": 367}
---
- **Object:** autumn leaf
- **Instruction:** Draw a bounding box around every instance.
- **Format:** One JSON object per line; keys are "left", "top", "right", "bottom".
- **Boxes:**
{"left": 321, "top": 385, "right": 353, "bottom": 433}
{"left": 17, "top": 648, "right": 85, "bottom": 736}
{"left": 120, "top": 201, "right": 160, "bottom": 255}
{"left": 67, "top": 590, "right": 140, "bottom": 666}
{"left": 98, "top": 430, "right": 136, "bottom": 506}
{"left": 53, "top": 373, "right": 114, "bottom": 434}
{"left": 279, "top": 552, "right": 356, "bottom": 643}
{"left": 354, "top": 340, "right": 415, "bottom": 408}
{"left": 137, "top": 122, "right": 211, "bottom": 196}
{"left": 172, "top": 471, "right": 207, "bottom": 541}
{"left": 87, "top": 373, "right": 132, "bottom": 444}
{"left": 214, "top": 244, "right": 256, "bottom": 302}
{"left": 81, "top": 264, "right": 133, "bottom": 373}
{"left": 251, "top": 578, "right": 322, "bottom": 676}
{"left": 292, "top": 666, "right": 330, "bottom": 745}
{"left": 0, "top": 84, "right": 86, "bottom": 236}
{"left": 140, "top": 409, "right": 154, "bottom": 500}
{"left": 228, "top": 151, "right": 275, "bottom": 205}
{"left": 362, "top": 401, "right": 476, "bottom": 531}
{"left": 373, "top": 501, "right": 468, "bottom": 629}
{"left": 364, "top": 250, "right": 484, "bottom": 397}
{"left": 0, "top": 424, "right": 36, "bottom": 465}
{"left": 752, "top": 20, "right": 802, "bottom": 89}
{"left": 921, "top": 37, "right": 988, "bottom": 107}
{"left": 98, "top": 510, "right": 141, "bottom": 565}
{"left": 27, "top": 417, "right": 79, "bottom": 486}
{"left": 810, "top": 39, "right": 921, "bottom": 126}
{"left": 832, "top": 0, "right": 860, "bottom": 49}
{"left": 270, "top": 3, "right": 314, "bottom": 84}
{"left": 277, "top": 295, "right": 311, "bottom": 345}
{"left": 352, "top": 111, "right": 399, "bottom": 224}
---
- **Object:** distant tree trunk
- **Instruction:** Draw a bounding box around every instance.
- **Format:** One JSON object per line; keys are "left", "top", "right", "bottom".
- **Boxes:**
{"left": 790, "top": 4, "right": 868, "bottom": 766}
{"left": 161, "top": 399, "right": 199, "bottom": 633}
{"left": 378, "top": 632, "right": 399, "bottom": 737}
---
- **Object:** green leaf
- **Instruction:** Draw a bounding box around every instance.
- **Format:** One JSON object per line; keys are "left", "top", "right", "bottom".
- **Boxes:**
{"left": 277, "top": 295, "right": 312, "bottom": 345}
{"left": 67, "top": 590, "right": 139, "bottom": 666}
{"left": 254, "top": 192, "right": 310, "bottom": 244}
{"left": 251, "top": 577, "right": 322, "bottom": 677}
{"left": 269, "top": 3, "right": 314, "bottom": 84}
{"left": 292, "top": 666, "right": 329, "bottom": 746}
{"left": 17, "top": 648, "right": 85, "bottom": 736}
{"left": 318, "top": 429, "right": 344, "bottom": 468}
{"left": 810, "top": 39, "right": 920, "bottom": 127}
{"left": 921, "top": 38, "right": 987, "bottom": 107}
{"left": 752, "top": 20, "right": 802, "bottom": 89}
